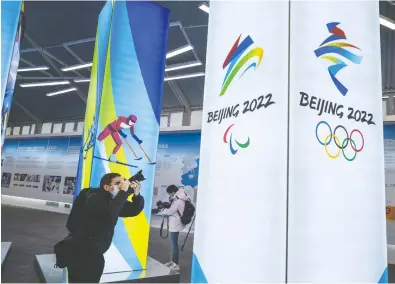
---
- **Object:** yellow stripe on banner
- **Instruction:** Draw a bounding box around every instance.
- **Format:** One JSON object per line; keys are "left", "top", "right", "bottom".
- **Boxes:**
{"left": 99, "top": 37, "right": 150, "bottom": 269}
{"left": 81, "top": 30, "right": 99, "bottom": 190}
{"left": 139, "top": 267, "right": 147, "bottom": 279}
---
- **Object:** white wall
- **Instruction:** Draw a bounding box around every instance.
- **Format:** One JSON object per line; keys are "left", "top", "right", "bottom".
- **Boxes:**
{"left": 41, "top": 123, "right": 52, "bottom": 134}
{"left": 169, "top": 112, "right": 183, "bottom": 127}
{"left": 191, "top": 110, "right": 203, "bottom": 126}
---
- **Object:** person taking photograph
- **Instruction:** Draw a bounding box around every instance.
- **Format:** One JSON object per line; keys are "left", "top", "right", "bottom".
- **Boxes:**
{"left": 164, "top": 184, "right": 188, "bottom": 272}
{"left": 57, "top": 173, "right": 144, "bottom": 283}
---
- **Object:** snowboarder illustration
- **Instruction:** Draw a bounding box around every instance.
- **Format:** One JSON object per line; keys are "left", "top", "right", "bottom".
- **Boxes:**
{"left": 97, "top": 114, "right": 146, "bottom": 162}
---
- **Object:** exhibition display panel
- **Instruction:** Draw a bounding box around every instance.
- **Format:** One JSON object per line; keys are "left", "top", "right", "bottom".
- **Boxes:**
{"left": 192, "top": 1, "right": 387, "bottom": 283}
{"left": 74, "top": 0, "right": 169, "bottom": 275}
{"left": 192, "top": 1, "right": 290, "bottom": 282}
{"left": 287, "top": 1, "right": 387, "bottom": 282}
{"left": 0, "top": 0, "right": 392, "bottom": 283}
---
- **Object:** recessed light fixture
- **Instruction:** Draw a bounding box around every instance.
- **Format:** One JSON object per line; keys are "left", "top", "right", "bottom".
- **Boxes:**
{"left": 166, "top": 44, "right": 194, "bottom": 59}
{"left": 74, "top": 78, "right": 90, "bottom": 83}
{"left": 46, "top": 87, "right": 77, "bottom": 97}
{"left": 165, "top": 61, "right": 202, "bottom": 72}
{"left": 380, "top": 15, "right": 395, "bottom": 30}
{"left": 61, "top": 62, "right": 93, "bottom": 72}
{"left": 164, "top": 72, "right": 205, "bottom": 81}
{"left": 20, "top": 80, "right": 70, "bottom": 88}
{"left": 17, "top": 66, "right": 49, "bottom": 72}
{"left": 199, "top": 3, "right": 209, "bottom": 13}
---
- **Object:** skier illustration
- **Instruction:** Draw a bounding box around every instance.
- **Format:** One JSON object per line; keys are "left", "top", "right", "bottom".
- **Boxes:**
{"left": 97, "top": 115, "right": 143, "bottom": 161}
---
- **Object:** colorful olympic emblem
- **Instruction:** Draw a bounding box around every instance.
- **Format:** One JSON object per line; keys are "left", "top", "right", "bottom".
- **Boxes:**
{"left": 314, "top": 22, "right": 362, "bottom": 96}
{"left": 220, "top": 34, "right": 264, "bottom": 96}
{"left": 315, "top": 121, "right": 364, "bottom": 161}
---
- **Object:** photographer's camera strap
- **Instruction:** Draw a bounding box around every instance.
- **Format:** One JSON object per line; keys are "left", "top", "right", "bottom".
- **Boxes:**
{"left": 160, "top": 215, "right": 169, "bottom": 239}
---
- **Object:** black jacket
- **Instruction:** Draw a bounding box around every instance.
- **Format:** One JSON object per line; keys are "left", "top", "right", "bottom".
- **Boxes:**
{"left": 66, "top": 188, "right": 144, "bottom": 254}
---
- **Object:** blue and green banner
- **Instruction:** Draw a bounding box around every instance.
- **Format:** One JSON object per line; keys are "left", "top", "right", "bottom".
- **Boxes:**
{"left": 1, "top": 1, "right": 24, "bottom": 147}
{"left": 75, "top": 0, "right": 169, "bottom": 274}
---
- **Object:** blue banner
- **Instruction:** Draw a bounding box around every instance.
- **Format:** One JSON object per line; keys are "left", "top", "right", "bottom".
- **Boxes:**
{"left": 1, "top": 2, "right": 23, "bottom": 147}
{"left": 1, "top": 1, "right": 22, "bottom": 103}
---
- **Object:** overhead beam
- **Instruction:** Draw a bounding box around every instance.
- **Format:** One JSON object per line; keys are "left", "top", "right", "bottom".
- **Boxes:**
{"left": 24, "top": 34, "right": 87, "bottom": 104}
{"left": 167, "top": 81, "right": 191, "bottom": 112}
{"left": 19, "top": 57, "right": 54, "bottom": 77}
{"left": 13, "top": 98, "right": 41, "bottom": 124}
{"left": 16, "top": 76, "right": 85, "bottom": 80}
{"left": 42, "top": 49, "right": 84, "bottom": 78}
{"left": 63, "top": 45, "right": 91, "bottom": 71}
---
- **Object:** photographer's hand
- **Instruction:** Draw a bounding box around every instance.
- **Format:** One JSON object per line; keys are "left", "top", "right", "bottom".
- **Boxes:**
{"left": 131, "top": 181, "right": 141, "bottom": 195}
{"left": 119, "top": 179, "right": 131, "bottom": 192}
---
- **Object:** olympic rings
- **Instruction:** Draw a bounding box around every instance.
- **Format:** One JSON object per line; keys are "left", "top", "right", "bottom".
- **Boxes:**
{"left": 315, "top": 121, "right": 364, "bottom": 161}
{"left": 334, "top": 125, "right": 349, "bottom": 149}
{"left": 324, "top": 134, "right": 341, "bottom": 158}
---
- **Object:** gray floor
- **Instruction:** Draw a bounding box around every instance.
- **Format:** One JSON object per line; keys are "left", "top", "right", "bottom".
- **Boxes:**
{"left": 1, "top": 205, "right": 194, "bottom": 283}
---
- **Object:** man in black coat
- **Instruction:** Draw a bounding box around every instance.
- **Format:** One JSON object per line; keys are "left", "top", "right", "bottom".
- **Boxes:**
{"left": 65, "top": 172, "right": 144, "bottom": 283}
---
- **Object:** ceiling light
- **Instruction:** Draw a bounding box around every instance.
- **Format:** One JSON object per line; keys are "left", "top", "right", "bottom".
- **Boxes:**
{"left": 166, "top": 44, "right": 193, "bottom": 59}
{"left": 20, "top": 80, "right": 70, "bottom": 88}
{"left": 383, "top": 96, "right": 390, "bottom": 99}
{"left": 164, "top": 72, "right": 205, "bottom": 81}
{"left": 46, "top": 87, "right": 77, "bottom": 97}
{"left": 74, "top": 78, "right": 90, "bottom": 83}
{"left": 61, "top": 62, "right": 93, "bottom": 72}
{"left": 17, "top": 66, "right": 49, "bottom": 72}
{"left": 380, "top": 15, "right": 395, "bottom": 30}
{"left": 165, "top": 61, "right": 202, "bottom": 72}
{"left": 199, "top": 3, "right": 209, "bottom": 13}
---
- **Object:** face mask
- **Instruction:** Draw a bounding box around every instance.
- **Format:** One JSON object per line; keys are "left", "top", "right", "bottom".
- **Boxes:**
{"left": 111, "top": 185, "right": 120, "bottom": 198}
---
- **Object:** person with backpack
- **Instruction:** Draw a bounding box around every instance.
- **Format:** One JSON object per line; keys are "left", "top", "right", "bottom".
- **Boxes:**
{"left": 164, "top": 184, "right": 194, "bottom": 272}
{"left": 56, "top": 173, "right": 144, "bottom": 283}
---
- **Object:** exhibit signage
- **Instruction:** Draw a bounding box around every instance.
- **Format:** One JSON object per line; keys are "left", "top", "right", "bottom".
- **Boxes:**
{"left": 384, "top": 125, "right": 395, "bottom": 245}
{"left": 2, "top": 137, "right": 80, "bottom": 203}
{"left": 153, "top": 133, "right": 201, "bottom": 207}
{"left": 2, "top": 132, "right": 202, "bottom": 208}
{"left": 287, "top": 1, "right": 387, "bottom": 282}
{"left": 191, "top": 1, "right": 289, "bottom": 282}
{"left": 75, "top": 0, "right": 169, "bottom": 275}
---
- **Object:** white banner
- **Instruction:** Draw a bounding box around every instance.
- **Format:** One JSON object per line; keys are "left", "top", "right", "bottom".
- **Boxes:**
{"left": 191, "top": 1, "right": 289, "bottom": 282}
{"left": 288, "top": 1, "right": 387, "bottom": 282}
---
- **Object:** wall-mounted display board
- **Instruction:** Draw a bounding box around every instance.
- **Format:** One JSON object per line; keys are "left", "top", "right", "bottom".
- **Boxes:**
{"left": 385, "top": 124, "right": 395, "bottom": 245}
{"left": 1, "top": 137, "right": 81, "bottom": 203}
{"left": 1, "top": 132, "right": 201, "bottom": 207}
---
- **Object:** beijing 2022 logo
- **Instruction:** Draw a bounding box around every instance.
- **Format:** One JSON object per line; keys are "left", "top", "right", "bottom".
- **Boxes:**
{"left": 220, "top": 34, "right": 264, "bottom": 97}
{"left": 314, "top": 22, "right": 363, "bottom": 96}
{"left": 220, "top": 34, "right": 264, "bottom": 155}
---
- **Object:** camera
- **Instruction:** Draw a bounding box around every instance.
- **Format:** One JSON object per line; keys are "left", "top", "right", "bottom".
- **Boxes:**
{"left": 151, "top": 200, "right": 171, "bottom": 214}
{"left": 126, "top": 170, "right": 146, "bottom": 195}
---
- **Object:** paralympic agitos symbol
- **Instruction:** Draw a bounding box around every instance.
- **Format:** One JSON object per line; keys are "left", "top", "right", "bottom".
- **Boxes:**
{"left": 223, "top": 124, "right": 250, "bottom": 155}
{"left": 314, "top": 22, "right": 362, "bottom": 96}
{"left": 315, "top": 121, "right": 364, "bottom": 162}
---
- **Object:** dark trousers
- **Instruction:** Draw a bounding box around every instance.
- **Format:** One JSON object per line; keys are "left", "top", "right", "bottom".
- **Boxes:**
{"left": 170, "top": 232, "right": 180, "bottom": 264}
{"left": 67, "top": 245, "right": 105, "bottom": 283}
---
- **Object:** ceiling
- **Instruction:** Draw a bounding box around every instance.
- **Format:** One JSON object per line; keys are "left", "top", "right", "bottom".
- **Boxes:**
{"left": 8, "top": 1, "right": 395, "bottom": 125}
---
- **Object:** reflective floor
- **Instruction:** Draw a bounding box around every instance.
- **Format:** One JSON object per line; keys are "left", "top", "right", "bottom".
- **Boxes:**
{"left": 1, "top": 205, "right": 194, "bottom": 283}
